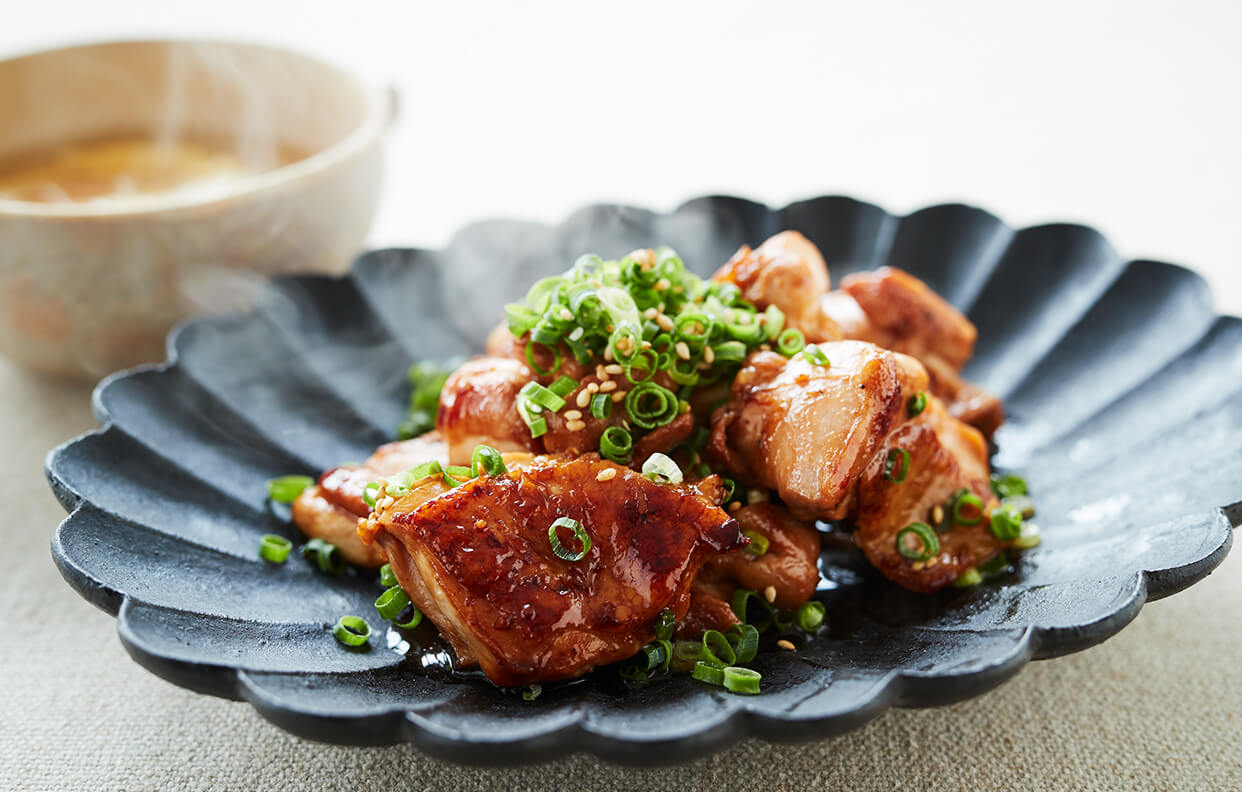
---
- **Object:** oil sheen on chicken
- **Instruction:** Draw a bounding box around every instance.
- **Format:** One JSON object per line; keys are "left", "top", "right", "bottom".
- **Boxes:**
{"left": 358, "top": 455, "right": 745, "bottom": 686}
{"left": 709, "top": 344, "right": 927, "bottom": 521}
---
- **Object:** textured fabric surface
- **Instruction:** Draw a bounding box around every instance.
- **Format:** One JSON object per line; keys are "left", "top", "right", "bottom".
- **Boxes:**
{"left": 2, "top": 356, "right": 1239, "bottom": 792}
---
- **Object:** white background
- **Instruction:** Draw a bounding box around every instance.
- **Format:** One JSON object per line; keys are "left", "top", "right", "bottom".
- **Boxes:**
{"left": 5, "top": 0, "right": 1240, "bottom": 312}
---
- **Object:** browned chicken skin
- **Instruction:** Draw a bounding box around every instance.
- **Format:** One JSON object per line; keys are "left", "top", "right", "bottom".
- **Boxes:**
{"left": 290, "top": 432, "right": 449, "bottom": 567}
{"left": 709, "top": 345, "right": 927, "bottom": 521}
{"left": 713, "top": 233, "right": 1003, "bottom": 436}
{"left": 852, "top": 397, "right": 1010, "bottom": 593}
{"left": 359, "top": 455, "right": 744, "bottom": 686}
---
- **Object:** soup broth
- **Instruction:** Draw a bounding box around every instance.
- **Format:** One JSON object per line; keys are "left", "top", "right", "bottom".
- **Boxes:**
{"left": 0, "top": 137, "right": 303, "bottom": 204}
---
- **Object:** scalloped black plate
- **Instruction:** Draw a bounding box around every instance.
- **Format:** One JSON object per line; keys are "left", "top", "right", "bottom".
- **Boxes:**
{"left": 47, "top": 196, "right": 1237, "bottom": 766}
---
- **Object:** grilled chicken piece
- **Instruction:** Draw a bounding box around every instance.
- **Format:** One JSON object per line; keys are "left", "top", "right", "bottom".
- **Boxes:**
{"left": 359, "top": 455, "right": 744, "bottom": 686}
{"left": 437, "top": 357, "right": 542, "bottom": 464}
{"left": 677, "top": 579, "right": 741, "bottom": 639}
{"left": 709, "top": 344, "right": 928, "bottom": 521}
{"left": 290, "top": 432, "right": 449, "bottom": 567}
{"left": 713, "top": 231, "right": 843, "bottom": 342}
{"left": 712, "top": 232, "right": 1003, "bottom": 435}
{"left": 701, "top": 502, "right": 822, "bottom": 610}
{"left": 852, "top": 396, "right": 1010, "bottom": 593}
{"left": 824, "top": 267, "right": 1004, "bottom": 435}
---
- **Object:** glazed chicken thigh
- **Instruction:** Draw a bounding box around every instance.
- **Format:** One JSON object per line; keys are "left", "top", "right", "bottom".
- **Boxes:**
{"left": 359, "top": 454, "right": 744, "bottom": 686}
{"left": 712, "top": 232, "right": 1003, "bottom": 435}
{"left": 708, "top": 344, "right": 928, "bottom": 521}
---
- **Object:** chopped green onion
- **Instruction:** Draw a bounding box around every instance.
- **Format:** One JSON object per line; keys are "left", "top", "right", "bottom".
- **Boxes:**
{"left": 951, "top": 568, "right": 983, "bottom": 588}
{"left": 884, "top": 448, "right": 910, "bottom": 484}
{"left": 989, "top": 503, "right": 1024, "bottom": 541}
{"left": 896, "top": 522, "right": 939, "bottom": 561}
{"left": 991, "top": 472, "right": 1029, "bottom": 498}
{"left": 654, "top": 609, "right": 676, "bottom": 642}
{"left": 742, "top": 529, "right": 770, "bottom": 557}
{"left": 674, "top": 313, "right": 714, "bottom": 347}
{"left": 625, "top": 381, "right": 679, "bottom": 429}
{"left": 720, "top": 477, "right": 737, "bottom": 503}
{"left": 978, "top": 552, "right": 1012, "bottom": 577}
{"left": 504, "top": 303, "right": 539, "bottom": 337}
{"left": 362, "top": 481, "right": 381, "bottom": 508}
{"left": 722, "top": 666, "right": 761, "bottom": 695}
{"left": 668, "top": 357, "right": 700, "bottom": 386}
{"left": 671, "top": 641, "right": 702, "bottom": 672}
{"left": 471, "top": 444, "right": 507, "bottom": 477}
{"left": 608, "top": 325, "right": 641, "bottom": 364}
{"left": 375, "top": 585, "right": 411, "bottom": 621}
{"left": 548, "top": 375, "right": 579, "bottom": 398}
{"left": 589, "top": 392, "right": 611, "bottom": 420}
{"left": 1012, "top": 522, "right": 1042, "bottom": 549}
{"left": 599, "top": 426, "right": 633, "bottom": 463}
{"left": 724, "top": 319, "right": 765, "bottom": 345}
{"left": 711, "top": 340, "right": 748, "bottom": 364}
{"left": 525, "top": 340, "right": 561, "bottom": 376}
{"left": 379, "top": 563, "right": 397, "bottom": 587}
{"left": 443, "top": 465, "right": 474, "bottom": 487}
{"left": 796, "top": 601, "right": 826, "bottom": 632}
{"left": 800, "top": 344, "right": 831, "bottom": 367}
{"left": 521, "top": 684, "right": 542, "bottom": 701}
{"left": 776, "top": 328, "right": 806, "bottom": 356}
{"left": 332, "top": 615, "right": 371, "bottom": 648}
{"left": 1003, "top": 494, "right": 1036, "bottom": 519}
{"left": 547, "top": 516, "right": 592, "bottom": 562}
{"left": 394, "top": 603, "right": 423, "bottom": 629}
{"left": 258, "top": 534, "right": 292, "bottom": 564}
{"left": 730, "top": 588, "right": 774, "bottom": 632}
{"left": 302, "top": 538, "right": 346, "bottom": 575}
{"left": 762, "top": 304, "right": 785, "bottom": 340}
{"left": 726, "top": 623, "right": 759, "bottom": 664}
{"left": 700, "top": 630, "right": 737, "bottom": 668}
{"left": 519, "top": 381, "right": 566, "bottom": 412}
{"left": 407, "top": 460, "right": 444, "bottom": 480}
{"left": 953, "top": 491, "right": 984, "bottom": 525}
{"left": 692, "top": 661, "right": 725, "bottom": 685}
{"left": 267, "top": 475, "right": 313, "bottom": 503}
{"left": 624, "top": 349, "right": 658, "bottom": 384}
{"left": 773, "top": 608, "right": 795, "bottom": 631}
{"left": 908, "top": 391, "right": 928, "bottom": 417}
{"left": 641, "top": 452, "right": 683, "bottom": 485}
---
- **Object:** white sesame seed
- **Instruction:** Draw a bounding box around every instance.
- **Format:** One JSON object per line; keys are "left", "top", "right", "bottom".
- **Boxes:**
{"left": 603, "top": 347, "right": 614, "bottom": 361}
{"left": 653, "top": 278, "right": 671, "bottom": 291}
{"left": 596, "top": 364, "right": 608, "bottom": 380}
{"left": 723, "top": 308, "right": 735, "bottom": 322}
{"left": 641, "top": 340, "right": 652, "bottom": 350}
{"left": 776, "top": 639, "right": 796, "bottom": 651}
{"left": 703, "top": 346, "right": 715, "bottom": 364}
{"left": 656, "top": 314, "right": 674, "bottom": 332}
{"left": 675, "top": 341, "right": 691, "bottom": 360}
{"left": 559, "top": 308, "right": 574, "bottom": 321}
{"left": 604, "top": 364, "right": 623, "bottom": 375}
{"left": 566, "top": 419, "right": 587, "bottom": 432}
{"left": 379, "top": 496, "right": 395, "bottom": 509}
{"left": 759, "top": 343, "right": 772, "bottom": 352}
{"left": 598, "top": 380, "right": 618, "bottom": 393}
{"left": 932, "top": 505, "right": 945, "bottom": 524}
{"left": 643, "top": 307, "right": 659, "bottom": 320}
{"left": 727, "top": 500, "right": 742, "bottom": 512}
{"left": 596, "top": 468, "right": 618, "bottom": 482}
{"left": 563, "top": 409, "right": 583, "bottom": 421}
{"left": 763, "top": 585, "right": 777, "bottom": 603}
{"left": 611, "top": 390, "right": 627, "bottom": 402}
{"left": 586, "top": 382, "right": 600, "bottom": 393}
{"left": 575, "top": 390, "right": 591, "bottom": 408}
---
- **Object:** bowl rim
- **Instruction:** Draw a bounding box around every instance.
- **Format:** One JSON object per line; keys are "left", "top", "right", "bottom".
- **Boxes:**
{"left": 0, "top": 37, "right": 391, "bottom": 220}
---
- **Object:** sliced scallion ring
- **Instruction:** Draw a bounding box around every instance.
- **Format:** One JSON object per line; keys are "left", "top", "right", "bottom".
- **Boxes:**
{"left": 374, "top": 585, "right": 411, "bottom": 621}
{"left": 692, "top": 661, "right": 725, "bottom": 686}
{"left": 547, "top": 516, "right": 592, "bottom": 562}
{"left": 471, "top": 444, "right": 507, "bottom": 477}
{"left": 641, "top": 452, "right": 683, "bottom": 485}
{"left": 654, "top": 609, "right": 676, "bottom": 642}
{"left": 908, "top": 391, "right": 928, "bottom": 417}
{"left": 332, "top": 615, "right": 371, "bottom": 648}
{"left": 700, "top": 629, "right": 737, "bottom": 668}
{"left": 302, "top": 538, "right": 346, "bottom": 575}
{"left": 267, "top": 475, "right": 314, "bottom": 503}
{"left": 884, "top": 448, "right": 910, "bottom": 484}
{"left": 258, "top": 534, "right": 292, "bottom": 564}
{"left": 379, "top": 563, "right": 397, "bottom": 587}
{"left": 952, "top": 491, "right": 984, "bottom": 525}
{"left": 796, "top": 600, "right": 826, "bottom": 632}
{"left": 599, "top": 426, "right": 633, "bottom": 463}
{"left": 896, "top": 522, "right": 939, "bottom": 561}
{"left": 722, "top": 666, "right": 761, "bottom": 695}
{"left": 726, "top": 623, "right": 759, "bottom": 664}
{"left": 989, "top": 502, "right": 1024, "bottom": 541}
{"left": 776, "top": 328, "right": 806, "bottom": 356}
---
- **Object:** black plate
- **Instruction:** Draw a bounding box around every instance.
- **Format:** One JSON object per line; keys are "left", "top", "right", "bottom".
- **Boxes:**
{"left": 47, "top": 195, "right": 1237, "bottom": 765}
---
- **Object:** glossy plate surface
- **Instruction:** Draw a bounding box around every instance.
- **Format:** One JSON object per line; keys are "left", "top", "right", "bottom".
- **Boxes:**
{"left": 48, "top": 196, "right": 1237, "bottom": 765}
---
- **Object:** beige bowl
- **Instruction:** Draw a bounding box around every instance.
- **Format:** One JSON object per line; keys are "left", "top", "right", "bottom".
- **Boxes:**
{"left": 0, "top": 40, "right": 390, "bottom": 380}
